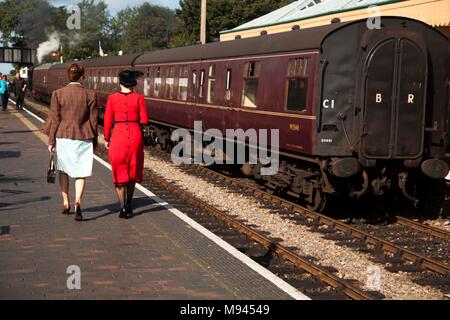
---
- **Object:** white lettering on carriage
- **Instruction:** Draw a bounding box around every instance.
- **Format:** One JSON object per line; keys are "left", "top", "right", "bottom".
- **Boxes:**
{"left": 408, "top": 94, "right": 415, "bottom": 104}
{"left": 376, "top": 94, "right": 382, "bottom": 103}
{"left": 323, "top": 99, "right": 335, "bottom": 109}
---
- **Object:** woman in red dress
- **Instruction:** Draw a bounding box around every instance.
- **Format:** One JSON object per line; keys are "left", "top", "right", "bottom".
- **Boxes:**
{"left": 104, "top": 70, "right": 149, "bottom": 219}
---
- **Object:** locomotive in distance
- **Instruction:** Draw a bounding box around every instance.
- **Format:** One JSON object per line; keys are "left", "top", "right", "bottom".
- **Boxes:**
{"left": 32, "top": 17, "right": 450, "bottom": 213}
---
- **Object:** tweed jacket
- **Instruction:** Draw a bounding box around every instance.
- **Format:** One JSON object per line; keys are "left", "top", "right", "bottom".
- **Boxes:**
{"left": 44, "top": 83, "right": 98, "bottom": 146}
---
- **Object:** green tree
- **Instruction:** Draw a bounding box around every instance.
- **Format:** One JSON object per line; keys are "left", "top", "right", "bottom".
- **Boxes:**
{"left": 111, "top": 4, "right": 175, "bottom": 54}
{"left": 109, "top": 7, "right": 138, "bottom": 51}
{"left": 1, "top": 0, "right": 296, "bottom": 65}
{"left": 0, "top": 0, "right": 112, "bottom": 63}
{"left": 0, "top": 0, "right": 19, "bottom": 46}
{"left": 0, "top": 0, "right": 52, "bottom": 48}
{"left": 61, "top": 0, "right": 111, "bottom": 60}
{"left": 173, "top": 0, "right": 296, "bottom": 45}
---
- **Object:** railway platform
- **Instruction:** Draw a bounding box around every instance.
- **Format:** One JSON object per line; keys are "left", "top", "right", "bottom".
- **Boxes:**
{"left": 0, "top": 103, "right": 307, "bottom": 300}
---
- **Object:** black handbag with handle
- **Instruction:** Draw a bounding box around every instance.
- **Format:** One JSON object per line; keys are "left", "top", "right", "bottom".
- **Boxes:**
{"left": 47, "top": 152, "right": 56, "bottom": 184}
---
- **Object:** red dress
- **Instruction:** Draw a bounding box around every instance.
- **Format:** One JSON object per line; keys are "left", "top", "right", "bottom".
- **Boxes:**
{"left": 104, "top": 92, "right": 149, "bottom": 187}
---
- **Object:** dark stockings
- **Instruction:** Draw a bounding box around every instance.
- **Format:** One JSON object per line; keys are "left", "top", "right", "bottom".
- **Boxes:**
{"left": 115, "top": 181, "right": 136, "bottom": 209}
{"left": 126, "top": 181, "right": 135, "bottom": 207}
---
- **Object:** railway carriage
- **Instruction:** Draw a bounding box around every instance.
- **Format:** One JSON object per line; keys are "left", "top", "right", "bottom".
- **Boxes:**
{"left": 32, "top": 17, "right": 450, "bottom": 212}
{"left": 32, "top": 63, "right": 53, "bottom": 103}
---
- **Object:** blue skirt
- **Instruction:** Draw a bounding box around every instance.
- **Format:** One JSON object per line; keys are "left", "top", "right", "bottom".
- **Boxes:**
{"left": 56, "top": 138, "right": 93, "bottom": 178}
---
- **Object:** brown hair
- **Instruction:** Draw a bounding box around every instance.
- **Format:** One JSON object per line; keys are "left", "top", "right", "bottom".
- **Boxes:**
{"left": 68, "top": 63, "right": 85, "bottom": 82}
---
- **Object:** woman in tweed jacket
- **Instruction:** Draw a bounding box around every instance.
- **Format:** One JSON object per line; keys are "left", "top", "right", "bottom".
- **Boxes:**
{"left": 46, "top": 63, "right": 98, "bottom": 221}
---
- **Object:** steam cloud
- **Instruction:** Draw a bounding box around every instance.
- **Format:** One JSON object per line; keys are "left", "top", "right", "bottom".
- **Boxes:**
{"left": 37, "top": 32, "right": 60, "bottom": 63}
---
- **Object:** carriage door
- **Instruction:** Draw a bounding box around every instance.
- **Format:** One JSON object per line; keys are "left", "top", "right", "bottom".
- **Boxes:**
{"left": 362, "top": 38, "right": 427, "bottom": 159}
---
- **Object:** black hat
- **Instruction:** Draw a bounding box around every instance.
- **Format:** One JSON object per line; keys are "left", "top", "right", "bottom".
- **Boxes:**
{"left": 119, "top": 70, "right": 143, "bottom": 87}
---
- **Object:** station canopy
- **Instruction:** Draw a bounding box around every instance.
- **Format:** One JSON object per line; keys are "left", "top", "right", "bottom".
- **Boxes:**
{"left": 223, "top": 0, "right": 405, "bottom": 34}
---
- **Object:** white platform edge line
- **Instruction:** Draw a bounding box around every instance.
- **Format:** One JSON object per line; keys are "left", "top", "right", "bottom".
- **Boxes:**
{"left": 12, "top": 99, "right": 310, "bottom": 301}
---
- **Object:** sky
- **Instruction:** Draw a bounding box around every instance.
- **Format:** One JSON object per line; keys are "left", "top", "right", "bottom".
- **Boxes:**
{"left": 0, "top": 0, "right": 181, "bottom": 74}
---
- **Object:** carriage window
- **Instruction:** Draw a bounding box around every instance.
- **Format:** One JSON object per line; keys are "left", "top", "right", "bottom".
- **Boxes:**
{"left": 191, "top": 70, "right": 197, "bottom": 98}
{"left": 242, "top": 61, "right": 260, "bottom": 108}
{"left": 225, "top": 69, "right": 232, "bottom": 101}
{"left": 143, "top": 68, "right": 151, "bottom": 96}
{"left": 154, "top": 67, "right": 161, "bottom": 97}
{"left": 286, "top": 58, "right": 310, "bottom": 112}
{"left": 199, "top": 69, "right": 205, "bottom": 98}
{"left": 207, "top": 64, "right": 216, "bottom": 103}
{"left": 165, "top": 66, "right": 175, "bottom": 99}
{"left": 144, "top": 78, "right": 150, "bottom": 96}
{"left": 178, "top": 66, "right": 189, "bottom": 101}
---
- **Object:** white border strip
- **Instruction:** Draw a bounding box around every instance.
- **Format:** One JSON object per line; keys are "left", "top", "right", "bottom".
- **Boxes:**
{"left": 10, "top": 98, "right": 310, "bottom": 300}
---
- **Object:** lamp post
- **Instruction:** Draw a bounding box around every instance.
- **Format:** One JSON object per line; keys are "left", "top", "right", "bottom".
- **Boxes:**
{"left": 200, "top": 0, "right": 207, "bottom": 44}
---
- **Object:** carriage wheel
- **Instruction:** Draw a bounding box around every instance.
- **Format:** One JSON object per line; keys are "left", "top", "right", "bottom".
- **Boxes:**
{"left": 307, "top": 188, "right": 327, "bottom": 212}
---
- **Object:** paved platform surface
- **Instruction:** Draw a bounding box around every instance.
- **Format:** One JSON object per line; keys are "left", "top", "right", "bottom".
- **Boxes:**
{"left": 0, "top": 104, "right": 298, "bottom": 300}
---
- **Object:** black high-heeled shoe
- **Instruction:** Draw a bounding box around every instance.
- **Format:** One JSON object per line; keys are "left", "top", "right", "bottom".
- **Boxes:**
{"left": 74, "top": 204, "right": 83, "bottom": 221}
{"left": 125, "top": 200, "right": 133, "bottom": 217}
{"left": 119, "top": 208, "right": 128, "bottom": 219}
{"left": 61, "top": 205, "right": 71, "bottom": 215}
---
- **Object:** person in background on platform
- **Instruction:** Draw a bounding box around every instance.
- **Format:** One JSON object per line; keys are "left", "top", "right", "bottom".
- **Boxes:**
{"left": 3, "top": 75, "right": 11, "bottom": 110}
{"left": 46, "top": 63, "right": 98, "bottom": 222}
{"left": 0, "top": 73, "right": 5, "bottom": 111}
{"left": 13, "top": 72, "right": 27, "bottom": 110}
{"left": 103, "top": 70, "right": 149, "bottom": 219}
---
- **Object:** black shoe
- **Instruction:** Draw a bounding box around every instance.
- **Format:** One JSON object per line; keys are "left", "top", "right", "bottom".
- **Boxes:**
{"left": 119, "top": 206, "right": 133, "bottom": 219}
{"left": 119, "top": 208, "right": 128, "bottom": 219}
{"left": 125, "top": 201, "right": 133, "bottom": 217}
{"left": 61, "top": 205, "right": 71, "bottom": 215}
{"left": 74, "top": 204, "right": 83, "bottom": 221}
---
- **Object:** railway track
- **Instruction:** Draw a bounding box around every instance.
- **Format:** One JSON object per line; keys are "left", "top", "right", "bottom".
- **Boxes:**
{"left": 138, "top": 167, "right": 379, "bottom": 300}
{"left": 142, "top": 144, "right": 450, "bottom": 278}
{"left": 181, "top": 161, "right": 450, "bottom": 277}
{"left": 22, "top": 98, "right": 449, "bottom": 295}
{"left": 394, "top": 216, "right": 450, "bottom": 243}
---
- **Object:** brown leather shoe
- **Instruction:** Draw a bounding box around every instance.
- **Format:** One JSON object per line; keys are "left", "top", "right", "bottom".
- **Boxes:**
{"left": 61, "top": 205, "right": 71, "bottom": 215}
{"left": 74, "top": 204, "right": 83, "bottom": 221}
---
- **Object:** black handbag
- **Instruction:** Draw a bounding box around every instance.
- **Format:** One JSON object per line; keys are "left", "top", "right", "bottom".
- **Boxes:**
{"left": 47, "top": 152, "right": 56, "bottom": 184}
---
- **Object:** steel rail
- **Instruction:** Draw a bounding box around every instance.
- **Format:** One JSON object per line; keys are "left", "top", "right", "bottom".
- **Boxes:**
{"left": 191, "top": 165, "right": 450, "bottom": 276}
{"left": 394, "top": 216, "right": 450, "bottom": 243}
{"left": 147, "top": 170, "right": 377, "bottom": 300}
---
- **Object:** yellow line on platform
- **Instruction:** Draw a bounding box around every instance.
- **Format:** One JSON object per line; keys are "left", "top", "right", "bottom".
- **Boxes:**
{"left": 8, "top": 105, "right": 48, "bottom": 145}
